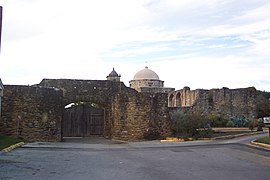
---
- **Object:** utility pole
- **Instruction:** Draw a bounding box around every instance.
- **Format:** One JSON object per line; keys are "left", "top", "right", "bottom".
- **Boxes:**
{"left": 0, "top": 6, "right": 3, "bottom": 119}
{"left": 0, "top": 6, "right": 2, "bottom": 51}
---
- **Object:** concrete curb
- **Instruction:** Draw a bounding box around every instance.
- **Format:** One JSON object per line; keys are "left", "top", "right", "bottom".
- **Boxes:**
{"left": 160, "top": 131, "right": 266, "bottom": 142}
{"left": 213, "top": 131, "right": 265, "bottom": 140}
{"left": 1, "top": 142, "right": 25, "bottom": 153}
{"left": 250, "top": 140, "right": 270, "bottom": 149}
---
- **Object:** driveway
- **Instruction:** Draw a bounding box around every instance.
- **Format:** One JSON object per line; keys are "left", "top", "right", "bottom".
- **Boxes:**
{"left": 0, "top": 134, "right": 270, "bottom": 180}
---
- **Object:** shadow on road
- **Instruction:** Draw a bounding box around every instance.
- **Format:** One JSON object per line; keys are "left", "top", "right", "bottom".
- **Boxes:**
{"left": 62, "top": 136, "right": 126, "bottom": 144}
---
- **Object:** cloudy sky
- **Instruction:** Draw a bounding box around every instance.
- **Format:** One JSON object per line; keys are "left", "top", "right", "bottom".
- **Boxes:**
{"left": 0, "top": 0, "right": 270, "bottom": 91}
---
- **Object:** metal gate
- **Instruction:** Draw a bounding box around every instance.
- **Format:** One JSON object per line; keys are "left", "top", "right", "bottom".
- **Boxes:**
{"left": 63, "top": 104, "right": 104, "bottom": 137}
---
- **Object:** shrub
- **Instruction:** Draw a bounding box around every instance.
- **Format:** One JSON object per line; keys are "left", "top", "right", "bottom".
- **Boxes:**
{"left": 226, "top": 120, "right": 235, "bottom": 127}
{"left": 195, "top": 128, "right": 214, "bottom": 138}
{"left": 247, "top": 119, "right": 258, "bottom": 131}
{"left": 171, "top": 110, "right": 213, "bottom": 138}
{"left": 256, "top": 119, "right": 265, "bottom": 131}
{"left": 232, "top": 117, "right": 249, "bottom": 127}
{"left": 207, "top": 115, "right": 229, "bottom": 127}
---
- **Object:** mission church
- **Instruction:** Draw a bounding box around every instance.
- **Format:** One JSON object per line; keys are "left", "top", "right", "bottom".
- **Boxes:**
{"left": 107, "top": 66, "right": 174, "bottom": 93}
{"left": 106, "top": 67, "right": 258, "bottom": 120}
{"left": 0, "top": 66, "right": 259, "bottom": 141}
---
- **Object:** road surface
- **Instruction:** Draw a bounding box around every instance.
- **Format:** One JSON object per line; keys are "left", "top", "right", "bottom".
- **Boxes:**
{"left": 0, "top": 134, "right": 269, "bottom": 180}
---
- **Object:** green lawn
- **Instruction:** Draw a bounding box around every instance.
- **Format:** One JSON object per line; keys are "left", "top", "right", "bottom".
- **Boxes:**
{"left": 255, "top": 137, "right": 270, "bottom": 145}
{"left": 0, "top": 135, "right": 24, "bottom": 150}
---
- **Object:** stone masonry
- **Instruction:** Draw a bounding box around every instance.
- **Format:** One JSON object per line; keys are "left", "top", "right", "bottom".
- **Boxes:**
{"left": 169, "top": 87, "right": 257, "bottom": 120}
{"left": 0, "top": 79, "right": 172, "bottom": 141}
{"left": 0, "top": 85, "right": 62, "bottom": 141}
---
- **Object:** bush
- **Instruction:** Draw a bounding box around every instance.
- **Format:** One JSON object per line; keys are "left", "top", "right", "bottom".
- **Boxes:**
{"left": 232, "top": 117, "right": 249, "bottom": 127}
{"left": 226, "top": 120, "right": 235, "bottom": 127}
{"left": 195, "top": 129, "right": 214, "bottom": 138}
{"left": 247, "top": 119, "right": 258, "bottom": 130}
{"left": 256, "top": 119, "right": 265, "bottom": 131}
{"left": 171, "top": 110, "right": 213, "bottom": 138}
{"left": 207, "top": 115, "right": 229, "bottom": 127}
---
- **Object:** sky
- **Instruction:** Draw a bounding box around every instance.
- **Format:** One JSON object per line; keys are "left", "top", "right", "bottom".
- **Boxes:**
{"left": 0, "top": 0, "right": 270, "bottom": 91}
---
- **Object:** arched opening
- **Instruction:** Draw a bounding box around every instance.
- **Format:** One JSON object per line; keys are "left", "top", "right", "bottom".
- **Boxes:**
{"left": 176, "top": 92, "right": 181, "bottom": 107}
{"left": 168, "top": 94, "right": 174, "bottom": 107}
{"left": 63, "top": 102, "right": 105, "bottom": 137}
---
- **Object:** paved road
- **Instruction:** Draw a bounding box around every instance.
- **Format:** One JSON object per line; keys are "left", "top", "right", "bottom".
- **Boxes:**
{"left": 0, "top": 134, "right": 270, "bottom": 180}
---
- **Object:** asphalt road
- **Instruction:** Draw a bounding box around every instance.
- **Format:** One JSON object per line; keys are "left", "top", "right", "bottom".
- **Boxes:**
{"left": 0, "top": 134, "right": 270, "bottom": 180}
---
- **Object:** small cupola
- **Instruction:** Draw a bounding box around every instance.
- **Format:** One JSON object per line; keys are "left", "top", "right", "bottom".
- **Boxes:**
{"left": 106, "top": 68, "right": 121, "bottom": 82}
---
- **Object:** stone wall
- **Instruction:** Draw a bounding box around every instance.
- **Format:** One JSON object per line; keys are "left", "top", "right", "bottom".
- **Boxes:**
{"left": 38, "top": 79, "right": 128, "bottom": 139}
{"left": 38, "top": 79, "right": 124, "bottom": 106}
{"left": 0, "top": 85, "right": 62, "bottom": 141}
{"left": 39, "top": 79, "right": 172, "bottom": 140}
{"left": 112, "top": 92, "right": 171, "bottom": 140}
{"left": 169, "top": 87, "right": 257, "bottom": 120}
{"left": 1, "top": 79, "right": 172, "bottom": 141}
{"left": 193, "top": 87, "right": 257, "bottom": 119}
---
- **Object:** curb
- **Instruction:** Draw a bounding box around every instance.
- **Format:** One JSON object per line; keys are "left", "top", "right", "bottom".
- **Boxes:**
{"left": 160, "top": 131, "right": 265, "bottom": 142}
{"left": 213, "top": 131, "right": 265, "bottom": 140}
{"left": 160, "top": 139, "right": 185, "bottom": 142}
{"left": 1, "top": 142, "right": 25, "bottom": 153}
{"left": 250, "top": 140, "right": 270, "bottom": 149}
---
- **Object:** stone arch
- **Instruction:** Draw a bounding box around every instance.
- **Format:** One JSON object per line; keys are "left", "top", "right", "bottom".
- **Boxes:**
{"left": 168, "top": 93, "right": 174, "bottom": 107}
{"left": 34, "top": 78, "right": 172, "bottom": 141}
{"left": 38, "top": 79, "right": 126, "bottom": 139}
{"left": 176, "top": 92, "right": 181, "bottom": 107}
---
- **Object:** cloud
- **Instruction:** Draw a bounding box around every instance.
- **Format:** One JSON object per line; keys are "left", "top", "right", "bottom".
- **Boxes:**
{"left": 0, "top": 0, "right": 270, "bottom": 91}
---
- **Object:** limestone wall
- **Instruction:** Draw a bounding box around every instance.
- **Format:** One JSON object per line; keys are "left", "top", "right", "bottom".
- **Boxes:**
{"left": 112, "top": 92, "right": 171, "bottom": 140}
{"left": 0, "top": 85, "right": 62, "bottom": 141}
{"left": 38, "top": 79, "right": 129, "bottom": 139}
{"left": 1, "top": 79, "right": 172, "bottom": 141}
{"left": 169, "top": 86, "right": 257, "bottom": 120}
{"left": 40, "top": 79, "right": 171, "bottom": 140}
{"left": 193, "top": 87, "right": 257, "bottom": 119}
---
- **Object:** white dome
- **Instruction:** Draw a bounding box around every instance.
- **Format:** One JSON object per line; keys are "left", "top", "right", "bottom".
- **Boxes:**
{"left": 133, "top": 66, "right": 159, "bottom": 80}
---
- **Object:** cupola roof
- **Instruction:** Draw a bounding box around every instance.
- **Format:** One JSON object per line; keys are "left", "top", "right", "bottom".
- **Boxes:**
{"left": 133, "top": 66, "right": 159, "bottom": 80}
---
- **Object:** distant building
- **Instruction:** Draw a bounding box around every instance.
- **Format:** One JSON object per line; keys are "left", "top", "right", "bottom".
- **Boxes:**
{"left": 129, "top": 66, "right": 174, "bottom": 93}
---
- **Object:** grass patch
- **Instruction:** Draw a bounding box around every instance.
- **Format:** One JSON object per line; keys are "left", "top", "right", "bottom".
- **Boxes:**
{"left": 255, "top": 137, "right": 270, "bottom": 145}
{"left": 0, "top": 135, "right": 24, "bottom": 150}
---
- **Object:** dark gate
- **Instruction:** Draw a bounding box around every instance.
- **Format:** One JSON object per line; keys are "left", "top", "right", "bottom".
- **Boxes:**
{"left": 63, "top": 104, "right": 104, "bottom": 137}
